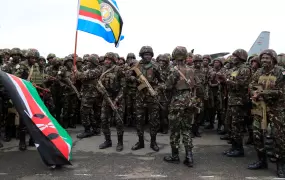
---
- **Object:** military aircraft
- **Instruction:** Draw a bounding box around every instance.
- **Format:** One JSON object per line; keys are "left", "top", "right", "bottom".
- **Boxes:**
{"left": 208, "top": 31, "right": 270, "bottom": 59}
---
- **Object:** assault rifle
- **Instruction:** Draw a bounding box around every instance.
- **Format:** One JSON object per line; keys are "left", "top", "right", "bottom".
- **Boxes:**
{"left": 131, "top": 63, "right": 164, "bottom": 108}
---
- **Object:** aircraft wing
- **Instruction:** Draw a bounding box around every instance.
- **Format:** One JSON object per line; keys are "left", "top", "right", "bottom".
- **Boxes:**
{"left": 209, "top": 52, "right": 230, "bottom": 59}
{"left": 248, "top": 31, "right": 270, "bottom": 57}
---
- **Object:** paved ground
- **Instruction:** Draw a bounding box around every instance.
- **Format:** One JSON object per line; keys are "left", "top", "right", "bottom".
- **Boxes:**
{"left": 0, "top": 127, "right": 281, "bottom": 180}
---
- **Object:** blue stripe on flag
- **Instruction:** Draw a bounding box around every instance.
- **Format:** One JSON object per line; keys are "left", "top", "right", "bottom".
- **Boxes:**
{"left": 77, "top": 19, "right": 124, "bottom": 44}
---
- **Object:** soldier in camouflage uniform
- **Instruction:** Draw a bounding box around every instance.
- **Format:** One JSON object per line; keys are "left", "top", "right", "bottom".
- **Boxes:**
{"left": 76, "top": 55, "right": 102, "bottom": 139}
{"left": 124, "top": 53, "right": 137, "bottom": 127}
{"left": 0, "top": 49, "right": 10, "bottom": 65}
{"left": 98, "top": 52, "right": 125, "bottom": 152}
{"left": 201, "top": 55, "right": 211, "bottom": 126}
{"left": 14, "top": 48, "right": 40, "bottom": 150}
{"left": 2, "top": 48, "right": 22, "bottom": 74}
{"left": 191, "top": 54, "right": 206, "bottom": 137}
{"left": 206, "top": 57, "right": 225, "bottom": 131}
{"left": 277, "top": 53, "right": 285, "bottom": 68}
{"left": 186, "top": 52, "right": 193, "bottom": 67}
{"left": 247, "top": 49, "right": 285, "bottom": 178}
{"left": 157, "top": 54, "right": 172, "bottom": 134}
{"left": 163, "top": 46, "right": 200, "bottom": 167}
{"left": 220, "top": 49, "right": 251, "bottom": 157}
{"left": 21, "top": 49, "right": 28, "bottom": 62}
{"left": 57, "top": 55, "right": 78, "bottom": 129}
{"left": 131, "top": 46, "right": 162, "bottom": 152}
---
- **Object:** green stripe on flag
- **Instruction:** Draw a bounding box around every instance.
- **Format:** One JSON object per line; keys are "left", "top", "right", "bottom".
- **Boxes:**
{"left": 80, "top": 5, "right": 101, "bottom": 15}
{"left": 23, "top": 80, "right": 73, "bottom": 160}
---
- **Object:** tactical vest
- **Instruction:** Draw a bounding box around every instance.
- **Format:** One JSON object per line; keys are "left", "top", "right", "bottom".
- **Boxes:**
{"left": 139, "top": 63, "right": 156, "bottom": 86}
{"left": 258, "top": 74, "right": 277, "bottom": 90}
{"left": 175, "top": 67, "right": 194, "bottom": 90}
{"left": 30, "top": 65, "right": 45, "bottom": 85}
{"left": 102, "top": 66, "right": 121, "bottom": 92}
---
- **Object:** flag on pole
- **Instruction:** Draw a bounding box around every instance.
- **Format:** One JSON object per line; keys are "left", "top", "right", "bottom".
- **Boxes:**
{"left": 0, "top": 71, "right": 72, "bottom": 167}
{"left": 77, "top": 0, "right": 124, "bottom": 47}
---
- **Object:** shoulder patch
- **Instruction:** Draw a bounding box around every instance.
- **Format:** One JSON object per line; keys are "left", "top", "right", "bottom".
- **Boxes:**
{"left": 16, "top": 64, "right": 20, "bottom": 69}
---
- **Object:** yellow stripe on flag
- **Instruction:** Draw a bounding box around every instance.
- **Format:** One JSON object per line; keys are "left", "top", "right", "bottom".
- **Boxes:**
{"left": 109, "top": 18, "right": 120, "bottom": 41}
{"left": 80, "top": 0, "right": 100, "bottom": 10}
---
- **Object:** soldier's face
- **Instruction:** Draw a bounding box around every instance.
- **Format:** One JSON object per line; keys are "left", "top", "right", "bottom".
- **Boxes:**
{"left": 261, "top": 54, "right": 273, "bottom": 68}
{"left": 12, "top": 55, "right": 20, "bottom": 62}
{"left": 203, "top": 59, "right": 209, "bottom": 66}
{"left": 214, "top": 61, "right": 221, "bottom": 69}
{"left": 232, "top": 56, "right": 239, "bottom": 65}
{"left": 66, "top": 61, "right": 73, "bottom": 69}
{"left": 76, "top": 61, "right": 83, "bottom": 68}
{"left": 194, "top": 61, "right": 202, "bottom": 68}
{"left": 251, "top": 61, "right": 259, "bottom": 69}
{"left": 104, "top": 58, "right": 112, "bottom": 67}
{"left": 29, "top": 57, "right": 36, "bottom": 65}
{"left": 158, "top": 60, "right": 167, "bottom": 68}
{"left": 143, "top": 53, "right": 152, "bottom": 62}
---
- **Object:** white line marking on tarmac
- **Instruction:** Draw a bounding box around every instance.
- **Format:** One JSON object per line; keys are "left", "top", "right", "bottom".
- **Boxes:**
{"left": 245, "top": 177, "right": 258, "bottom": 179}
{"left": 0, "top": 173, "right": 8, "bottom": 175}
{"left": 150, "top": 174, "right": 168, "bottom": 178}
{"left": 199, "top": 176, "right": 215, "bottom": 178}
{"left": 74, "top": 173, "right": 92, "bottom": 176}
{"left": 115, "top": 175, "right": 128, "bottom": 177}
{"left": 273, "top": 178, "right": 285, "bottom": 180}
{"left": 35, "top": 173, "right": 52, "bottom": 176}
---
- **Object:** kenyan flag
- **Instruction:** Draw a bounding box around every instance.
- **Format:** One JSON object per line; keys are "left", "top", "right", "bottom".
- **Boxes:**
{"left": 0, "top": 71, "right": 72, "bottom": 167}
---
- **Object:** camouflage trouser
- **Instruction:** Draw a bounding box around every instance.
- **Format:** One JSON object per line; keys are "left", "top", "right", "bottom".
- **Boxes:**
{"left": 224, "top": 107, "right": 232, "bottom": 135}
{"left": 62, "top": 94, "right": 78, "bottom": 127}
{"left": 80, "top": 96, "right": 96, "bottom": 128}
{"left": 101, "top": 99, "right": 124, "bottom": 136}
{"left": 228, "top": 105, "right": 245, "bottom": 143}
{"left": 159, "top": 101, "right": 169, "bottom": 129}
{"left": 168, "top": 108, "right": 193, "bottom": 150}
{"left": 254, "top": 109, "right": 285, "bottom": 159}
{"left": 125, "top": 91, "right": 136, "bottom": 126}
{"left": 134, "top": 96, "right": 160, "bottom": 137}
{"left": 209, "top": 93, "right": 223, "bottom": 126}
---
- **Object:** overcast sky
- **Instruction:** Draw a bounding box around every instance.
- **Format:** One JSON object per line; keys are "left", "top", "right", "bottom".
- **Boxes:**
{"left": 0, "top": 0, "right": 284, "bottom": 58}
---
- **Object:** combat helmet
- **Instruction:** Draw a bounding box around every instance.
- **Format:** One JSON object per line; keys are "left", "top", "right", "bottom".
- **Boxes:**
{"left": 104, "top": 52, "right": 117, "bottom": 62}
{"left": 193, "top": 54, "right": 203, "bottom": 62}
{"left": 172, "top": 46, "right": 188, "bottom": 60}
{"left": 126, "top": 53, "right": 136, "bottom": 60}
{"left": 11, "top": 48, "right": 22, "bottom": 56}
{"left": 213, "top": 57, "right": 224, "bottom": 66}
{"left": 202, "top": 55, "right": 212, "bottom": 63}
{"left": 26, "top": 48, "right": 40, "bottom": 58}
{"left": 277, "top": 53, "right": 285, "bottom": 67}
{"left": 47, "top": 53, "right": 56, "bottom": 60}
{"left": 259, "top": 49, "right": 278, "bottom": 64}
{"left": 139, "top": 46, "right": 154, "bottom": 57}
{"left": 64, "top": 55, "right": 73, "bottom": 64}
{"left": 87, "top": 55, "right": 99, "bottom": 66}
{"left": 83, "top": 54, "right": 90, "bottom": 61}
{"left": 232, "top": 49, "right": 248, "bottom": 61}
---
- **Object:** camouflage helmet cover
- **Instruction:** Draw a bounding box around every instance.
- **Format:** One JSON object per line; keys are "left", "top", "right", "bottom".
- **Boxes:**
{"left": 21, "top": 49, "right": 28, "bottom": 57}
{"left": 64, "top": 55, "right": 73, "bottom": 64}
{"left": 47, "top": 53, "right": 56, "bottom": 59}
{"left": 139, "top": 46, "right": 154, "bottom": 57}
{"left": 2, "top": 48, "right": 11, "bottom": 55}
{"left": 126, "top": 53, "right": 136, "bottom": 59}
{"left": 90, "top": 54, "right": 99, "bottom": 60}
{"left": 172, "top": 46, "right": 187, "bottom": 60}
{"left": 213, "top": 57, "right": 224, "bottom": 66}
{"left": 11, "top": 48, "right": 22, "bottom": 56}
{"left": 26, "top": 48, "right": 40, "bottom": 58}
{"left": 277, "top": 53, "right": 285, "bottom": 66}
{"left": 83, "top": 54, "right": 90, "bottom": 60}
{"left": 193, "top": 54, "right": 203, "bottom": 62}
{"left": 202, "top": 54, "right": 212, "bottom": 63}
{"left": 259, "top": 49, "right": 278, "bottom": 64}
{"left": 88, "top": 55, "right": 99, "bottom": 65}
{"left": 250, "top": 56, "right": 261, "bottom": 65}
{"left": 76, "top": 57, "right": 83, "bottom": 62}
{"left": 104, "top": 52, "right": 117, "bottom": 62}
{"left": 187, "top": 52, "right": 193, "bottom": 58}
{"left": 232, "top": 49, "right": 248, "bottom": 61}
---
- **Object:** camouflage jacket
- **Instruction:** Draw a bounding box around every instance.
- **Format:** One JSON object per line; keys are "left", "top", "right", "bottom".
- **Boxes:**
{"left": 57, "top": 66, "right": 77, "bottom": 96}
{"left": 77, "top": 67, "right": 101, "bottom": 98}
{"left": 14, "top": 60, "right": 33, "bottom": 79}
{"left": 249, "top": 66, "right": 285, "bottom": 109}
{"left": 227, "top": 63, "right": 251, "bottom": 106}
{"left": 158, "top": 65, "right": 171, "bottom": 102}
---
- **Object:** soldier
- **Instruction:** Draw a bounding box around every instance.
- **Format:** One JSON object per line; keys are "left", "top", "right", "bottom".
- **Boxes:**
{"left": 201, "top": 55, "right": 212, "bottom": 126}
{"left": 124, "top": 53, "right": 137, "bottom": 127}
{"left": 98, "top": 52, "right": 125, "bottom": 152}
{"left": 1, "top": 49, "right": 10, "bottom": 65}
{"left": 76, "top": 55, "right": 102, "bottom": 139}
{"left": 220, "top": 49, "right": 251, "bottom": 157}
{"left": 247, "top": 49, "right": 285, "bottom": 178}
{"left": 277, "top": 53, "right": 285, "bottom": 68}
{"left": 163, "top": 46, "right": 200, "bottom": 167}
{"left": 191, "top": 54, "right": 206, "bottom": 137}
{"left": 186, "top": 52, "right": 193, "bottom": 67}
{"left": 21, "top": 49, "right": 28, "bottom": 61}
{"left": 14, "top": 48, "right": 40, "bottom": 150}
{"left": 57, "top": 55, "right": 78, "bottom": 129}
{"left": 157, "top": 54, "right": 172, "bottom": 134}
{"left": 131, "top": 46, "right": 162, "bottom": 152}
{"left": 206, "top": 57, "right": 225, "bottom": 132}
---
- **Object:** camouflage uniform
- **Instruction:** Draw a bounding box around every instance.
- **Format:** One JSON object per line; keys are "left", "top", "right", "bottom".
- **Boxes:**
{"left": 58, "top": 55, "right": 78, "bottom": 129}
{"left": 124, "top": 53, "right": 137, "bottom": 127}
{"left": 248, "top": 49, "right": 285, "bottom": 177}
{"left": 14, "top": 48, "right": 40, "bottom": 151}
{"left": 131, "top": 46, "right": 162, "bottom": 152}
{"left": 163, "top": 46, "right": 198, "bottom": 167}
{"left": 222, "top": 49, "right": 251, "bottom": 157}
{"left": 76, "top": 56, "right": 102, "bottom": 139}
{"left": 98, "top": 52, "right": 125, "bottom": 152}
{"left": 157, "top": 54, "right": 172, "bottom": 134}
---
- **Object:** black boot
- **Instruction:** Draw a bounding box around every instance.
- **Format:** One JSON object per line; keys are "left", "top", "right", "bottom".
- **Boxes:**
{"left": 204, "top": 123, "right": 214, "bottom": 130}
{"left": 3, "top": 126, "right": 11, "bottom": 142}
{"left": 28, "top": 137, "right": 35, "bottom": 147}
{"left": 19, "top": 131, "right": 26, "bottom": 151}
{"left": 150, "top": 135, "right": 159, "bottom": 152}
{"left": 245, "top": 131, "right": 254, "bottom": 145}
{"left": 116, "top": 134, "right": 123, "bottom": 152}
{"left": 99, "top": 135, "right": 112, "bottom": 149}
{"left": 77, "top": 126, "right": 93, "bottom": 139}
{"left": 92, "top": 129, "right": 101, "bottom": 136}
{"left": 248, "top": 151, "right": 268, "bottom": 170}
{"left": 226, "top": 140, "right": 244, "bottom": 157}
{"left": 194, "top": 124, "right": 201, "bottom": 137}
{"left": 68, "top": 116, "right": 76, "bottom": 129}
{"left": 183, "top": 148, "right": 194, "bottom": 167}
{"left": 132, "top": 135, "right": 144, "bottom": 150}
{"left": 163, "top": 146, "right": 180, "bottom": 164}
{"left": 191, "top": 126, "right": 195, "bottom": 138}
{"left": 220, "top": 133, "right": 230, "bottom": 140}
{"left": 276, "top": 159, "right": 285, "bottom": 178}
{"left": 0, "top": 140, "right": 3, "bottom": 148}
{"left": 162, "top": 125, "right": 168, "bottom": 134}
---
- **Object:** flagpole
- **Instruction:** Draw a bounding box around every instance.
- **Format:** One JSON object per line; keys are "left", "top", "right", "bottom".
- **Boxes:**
{"left": 73, "top": 0, "right": 80, "bottom": 75}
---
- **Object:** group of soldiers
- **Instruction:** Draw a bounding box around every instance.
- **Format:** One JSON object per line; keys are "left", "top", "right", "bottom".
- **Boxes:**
{"left": 0, "top": 46, "right": 285, "bottom": 177}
